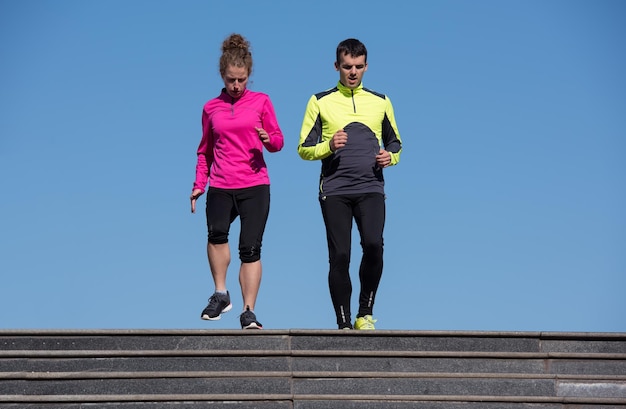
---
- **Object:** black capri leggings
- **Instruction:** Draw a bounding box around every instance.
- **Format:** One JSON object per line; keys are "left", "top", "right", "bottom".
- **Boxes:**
{"left": 206, "top": 184, "right": 270, "bottom": 263}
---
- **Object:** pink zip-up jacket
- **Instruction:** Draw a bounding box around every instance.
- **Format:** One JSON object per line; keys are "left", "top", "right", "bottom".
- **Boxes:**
{"left": 193, "top": 89, "right": 284, "bottom": 191}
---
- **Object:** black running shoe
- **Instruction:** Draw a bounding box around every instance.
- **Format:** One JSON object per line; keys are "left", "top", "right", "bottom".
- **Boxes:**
{"left": 240, "top": 305, "right": 262, "bottom": 329}
{"left": 201, "top": 291, "right": 232, "bottom": 320}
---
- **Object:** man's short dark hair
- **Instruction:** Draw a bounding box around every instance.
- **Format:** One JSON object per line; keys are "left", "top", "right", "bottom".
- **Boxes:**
{"left": 336, "top": 38, "right": 367, "bottom": 64}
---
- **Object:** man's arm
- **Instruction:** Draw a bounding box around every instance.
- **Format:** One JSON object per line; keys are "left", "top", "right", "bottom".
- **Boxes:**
{"left": 297, "top": 95, "right": 334, "bottom": 161}
{"left": 381, "top": 97, "right": 402, "bottom": 166}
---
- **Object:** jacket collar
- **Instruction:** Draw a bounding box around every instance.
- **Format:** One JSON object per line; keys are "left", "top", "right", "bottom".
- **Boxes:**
{"left": 219, "top": 88, "right": 249, "bottom": 102}
{"left": 337, "top": 81, "right": 363, "bottom": 96}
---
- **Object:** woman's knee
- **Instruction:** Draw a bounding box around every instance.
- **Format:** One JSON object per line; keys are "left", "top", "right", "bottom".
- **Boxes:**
{"left": 239, "top": 246, "right": 261, "bottom": 263}
{"left": 208, "top": 226, "right": 229, "bottom": 244}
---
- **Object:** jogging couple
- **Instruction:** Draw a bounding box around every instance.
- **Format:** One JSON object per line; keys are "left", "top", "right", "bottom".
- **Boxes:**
{"left": 190, "top": 34, "right": 403, "bottom": 330}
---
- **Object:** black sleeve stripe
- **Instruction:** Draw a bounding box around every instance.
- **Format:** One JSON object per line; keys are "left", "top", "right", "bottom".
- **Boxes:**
{"left": 362, "top": 87, "right": 386, "bottom": 100}
{"left": 302, "top": 115, "right": 324, "bottom": 147}
{"left": 315, "top": 87, "right": 338, "bottom": 100}
{"left": 382, "top": 114, "right": 401, "bottom": 153}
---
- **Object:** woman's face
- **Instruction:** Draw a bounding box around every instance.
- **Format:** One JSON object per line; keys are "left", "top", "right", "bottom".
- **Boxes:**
{"left": 222, "top": 65, "right": 249, "bottom": 98}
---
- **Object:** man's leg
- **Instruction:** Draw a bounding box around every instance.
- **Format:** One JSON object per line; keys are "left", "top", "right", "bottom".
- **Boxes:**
{"left": 320, "top": 195, "right": 354, "bottom": 328}
{"left": 354, "top": 193, "right": 386, "bottom": 318}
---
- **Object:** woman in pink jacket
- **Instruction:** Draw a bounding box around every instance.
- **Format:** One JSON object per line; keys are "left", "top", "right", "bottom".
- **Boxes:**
{"left": 190, "top": 33, "right": 284, "bottom": 329}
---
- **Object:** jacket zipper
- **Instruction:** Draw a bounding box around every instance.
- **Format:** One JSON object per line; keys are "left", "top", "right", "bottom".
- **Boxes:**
{"left": 351, "top": 89, "right": 356, "bottom": 113}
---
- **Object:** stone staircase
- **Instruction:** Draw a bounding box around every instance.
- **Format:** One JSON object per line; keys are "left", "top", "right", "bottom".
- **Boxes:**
{"left": 1, "top": 329, "right": 625, "bottom": 408}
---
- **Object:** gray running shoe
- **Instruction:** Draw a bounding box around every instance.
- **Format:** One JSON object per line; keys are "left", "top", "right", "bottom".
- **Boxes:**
{"left": 240, "top": 305, "right": 262, "bottom": 329}
{"left": 201, "top": 291, "right": 232, "bottom": 320}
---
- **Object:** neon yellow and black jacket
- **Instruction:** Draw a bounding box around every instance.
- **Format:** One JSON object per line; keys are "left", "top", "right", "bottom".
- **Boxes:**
{"left": 298, "top": 81, "right": 402, "bottom": 198}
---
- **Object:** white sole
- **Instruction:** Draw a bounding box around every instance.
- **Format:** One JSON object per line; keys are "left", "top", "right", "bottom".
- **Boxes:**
{"left": 201, "top": 303, "right": 232, "bottom": 321}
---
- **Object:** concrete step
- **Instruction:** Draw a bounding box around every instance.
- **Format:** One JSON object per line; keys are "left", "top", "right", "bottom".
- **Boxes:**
{"left": 3, "top": 329, "right": 626, "bottom": 354}
{"left": 0, "top": 329, "right": 624, "bottom": 408}
{"left": 2, "top": 403, "right": 622, "bottom": 409}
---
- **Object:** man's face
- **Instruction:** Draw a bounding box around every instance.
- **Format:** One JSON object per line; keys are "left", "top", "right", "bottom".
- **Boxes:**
{"left": 335, "top": 53, "right": 367, "bottom": 89}
{"left": 222, "top": 65, "right": 248, "bottom": 98}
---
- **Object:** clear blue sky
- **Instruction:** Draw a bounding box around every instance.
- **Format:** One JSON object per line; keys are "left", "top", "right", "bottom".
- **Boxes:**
{"left": 1, "top": 0, "right": 624, "bottom": 332}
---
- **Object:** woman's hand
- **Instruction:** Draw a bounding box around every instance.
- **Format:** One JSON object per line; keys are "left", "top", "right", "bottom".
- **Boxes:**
{"left": 255, "top": 127, "right": 270, "bottom": 144}
{"left": 190, "top": 189, "right": 204, "bottom": 213}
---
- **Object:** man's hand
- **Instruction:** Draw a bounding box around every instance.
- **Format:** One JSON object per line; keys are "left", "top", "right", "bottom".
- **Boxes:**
{"left": 330, "top": 129, "right": 348, "bottom": 152}
{"left": 376, "top": 149, "right": 392, "bottom": 168}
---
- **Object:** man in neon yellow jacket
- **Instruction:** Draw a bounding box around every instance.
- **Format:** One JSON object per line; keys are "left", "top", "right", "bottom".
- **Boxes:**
{"left": 298, "top": 38, "right": 403, "bottom": 330}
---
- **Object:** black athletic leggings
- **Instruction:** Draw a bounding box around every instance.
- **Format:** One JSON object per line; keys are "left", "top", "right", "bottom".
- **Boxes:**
{"left": 206, "top": 184, "right": 270, "bottom": 263}
{"left": 319, "top": 192, "right": 385, "bottom": 327}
